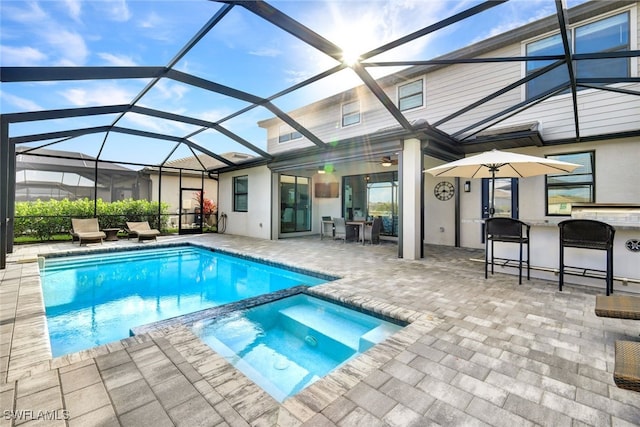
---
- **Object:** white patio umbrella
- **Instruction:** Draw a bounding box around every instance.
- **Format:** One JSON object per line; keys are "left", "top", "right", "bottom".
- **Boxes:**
{"left": 425, "top": 149, "right": 581, "bottom": 217}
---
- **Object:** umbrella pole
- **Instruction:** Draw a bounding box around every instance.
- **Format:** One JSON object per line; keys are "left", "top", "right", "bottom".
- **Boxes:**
{"left": 490, "top": 167, "right": 496, "bottom": 218}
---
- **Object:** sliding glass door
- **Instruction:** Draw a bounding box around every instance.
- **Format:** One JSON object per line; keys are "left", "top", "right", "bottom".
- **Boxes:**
{"left": 343, "top": 172, "right": 398, "bottom": 237}
{"left": 280, "top": 175, "right": 310, "bottom": 233}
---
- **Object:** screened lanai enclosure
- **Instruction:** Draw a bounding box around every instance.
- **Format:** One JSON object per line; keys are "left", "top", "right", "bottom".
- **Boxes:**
{"left": 16, "top": 148, "right": 151, "bottom": 202}
{"left": 2, "top": 0, "right": 640, "bottom": 268}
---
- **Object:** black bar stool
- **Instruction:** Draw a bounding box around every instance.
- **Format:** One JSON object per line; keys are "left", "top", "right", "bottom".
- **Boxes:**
{"left": 485, "top": 218, "right": 530, "bottom": 285}
{"left": 558, "top": 219, "right": 615, "bottom": 295}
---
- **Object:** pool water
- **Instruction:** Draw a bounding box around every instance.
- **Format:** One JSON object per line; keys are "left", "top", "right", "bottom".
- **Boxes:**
{"left": 41, "top": 246, "right": 329, "bottom": 357}
{"left": 192, "top": 294, "right": 403, "bottom": 402}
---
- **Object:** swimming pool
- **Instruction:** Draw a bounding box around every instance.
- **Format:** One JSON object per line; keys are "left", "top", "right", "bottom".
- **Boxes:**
{"left": 192, "top": 293, "right": 404, "bottom": 402}
{"left": 41, "top": 245, "right": 332, "bottom": 357}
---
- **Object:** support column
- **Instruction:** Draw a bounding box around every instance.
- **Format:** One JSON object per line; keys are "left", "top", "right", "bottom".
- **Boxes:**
{"left": 7, "top": 140, "right": 15, "bottom": 254}
{"left": 401, "top": 138, "right": 423, "bottom": 260}
{"left": 1, "top": 119, "right": 9, "bottom": 269}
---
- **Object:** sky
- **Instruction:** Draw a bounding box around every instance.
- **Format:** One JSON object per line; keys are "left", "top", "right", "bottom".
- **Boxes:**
{"left": 0, "top": 0, "right": 588, "bottom": 168}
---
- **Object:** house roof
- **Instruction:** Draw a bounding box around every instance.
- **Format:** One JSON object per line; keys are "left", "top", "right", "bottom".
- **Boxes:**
{"left": 145, "top": 152, "right": 255, "bottom": 174}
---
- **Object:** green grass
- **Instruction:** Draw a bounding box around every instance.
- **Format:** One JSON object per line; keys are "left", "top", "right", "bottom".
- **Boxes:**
{"left": 14, "top": 234, "right": 74, "bottom": 244}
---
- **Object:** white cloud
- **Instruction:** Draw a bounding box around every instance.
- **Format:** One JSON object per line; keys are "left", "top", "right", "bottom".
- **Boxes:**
{"left": 2, "top": 1, "right": 48, "bottom": 24}
{"left": 200, "top": 108, "right": 235, "bottom": 123}
{"left": 43, "top": 29, "right": 88, "bottom": 66}
{"left": 0, "top": 45, "right": 47, "bottom": 66}
{"left": 98, "top": 53, "right": 137, "bottom": 66}
{"left": 0, "top": 91, "right": 43, "bottom": 111}
{"left": 249, "top": 47, "right": 282, "bottom": 58}
{"left": 63, "top": 0, "right": 82, "bottom": 21}
{"left": 106, "top": 0, "right": 132, "bottom": 22}
{"left": 153, "top": 80, "right": 189, "bottom": 100}
{"left": 58, "top": 84, "right": 132, "bottom": 106}
{"left": 122, "top": 111, "right": 195, "bottom": 135}
{"left": 139, "top": 11, "right": 162, "bottom": 29}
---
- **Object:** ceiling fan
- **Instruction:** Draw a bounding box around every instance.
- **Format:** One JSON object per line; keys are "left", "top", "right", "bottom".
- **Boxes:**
{"left": 368, "top": 156, "right": 398, "bottom": 167}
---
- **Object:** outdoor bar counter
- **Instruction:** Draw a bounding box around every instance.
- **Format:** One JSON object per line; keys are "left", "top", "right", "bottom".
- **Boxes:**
{"left": 467, "top": 204, "right": 640, "bottom": 293}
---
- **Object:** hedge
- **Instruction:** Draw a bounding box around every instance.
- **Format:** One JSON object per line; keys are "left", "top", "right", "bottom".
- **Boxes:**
{"left": 14, "top": 198, "right": 169, "bottom": 241}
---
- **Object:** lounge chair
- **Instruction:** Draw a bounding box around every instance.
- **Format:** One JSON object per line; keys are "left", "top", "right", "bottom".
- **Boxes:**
{"left": 71, "top": 218, "right": 106, "bottom": 246}
{"left": 125, "top": 221, "right": 161, "bottom": 242}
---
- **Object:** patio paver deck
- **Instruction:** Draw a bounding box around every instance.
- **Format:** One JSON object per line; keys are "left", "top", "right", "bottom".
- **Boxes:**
{"left": 1, "top": 233, "right": 639, "bottom": 426}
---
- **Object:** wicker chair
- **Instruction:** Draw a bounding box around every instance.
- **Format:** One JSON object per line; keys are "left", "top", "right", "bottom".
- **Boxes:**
{"left": 70, "top": 218, "right": 106, "bottom": 245}
{"left": 363, "top": 217, "right": 382, "bottom": 245}
{"left": 614, "top": 341, "right": 640, "bottom": 392}
{"left": 558, "top": 219, "right": 615, "bottom": 295}
{"left": 484, "top": 217, "right": 530, "bottom": 285}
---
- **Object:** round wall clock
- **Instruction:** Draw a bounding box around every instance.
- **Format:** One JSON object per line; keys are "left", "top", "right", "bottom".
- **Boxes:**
{"left": 434, "top": 181, "right": 455, "bottom": 201}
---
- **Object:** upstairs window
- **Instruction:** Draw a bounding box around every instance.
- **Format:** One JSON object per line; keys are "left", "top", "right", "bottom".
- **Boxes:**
{"left": 398, "top": 79, "right": 424, "bottom": 111}
{"left": 546, "top": 151, "right": 595, "bottom": 216}
{"left": 342, "top": 100, "right": 360, "bottom": 127}
{"left": 233, "top": 175, "right": 248, "bottom": 212}
{"left": 526, "top": 12, "right": 630, "bottom": 99}
{"left": 278, "top": 124, "right": 302, "bottom": 144}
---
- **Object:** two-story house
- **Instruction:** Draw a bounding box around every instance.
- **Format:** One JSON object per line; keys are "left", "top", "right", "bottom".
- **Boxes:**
{"left": 213, "top": 0, "right": 639, "bottom": 288}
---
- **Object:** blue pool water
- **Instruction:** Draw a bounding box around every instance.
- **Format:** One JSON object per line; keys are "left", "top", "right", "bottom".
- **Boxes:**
{"left": 41, "top": 246, "right": 329, "bottom": 357}
{"left": 192, "top": 294, "right": 403, "bottom": 402}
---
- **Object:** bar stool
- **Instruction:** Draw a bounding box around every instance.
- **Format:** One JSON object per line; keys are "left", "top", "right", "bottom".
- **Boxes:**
{"left": 558, "top": 219, "right": 615, "bottom": 295}
{"left": 485, "top": 217, "right": 530, "bottom": 285}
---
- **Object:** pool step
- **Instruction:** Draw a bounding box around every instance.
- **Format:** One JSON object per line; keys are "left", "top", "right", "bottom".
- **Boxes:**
{"left": 42, "top": 248, "right": 201, "bottom": 271}
{"left": 277, "top": 305, "right": 374, "bottom": 351}
{"left": 359, "top": 323, "right": 401, "bottom": 352}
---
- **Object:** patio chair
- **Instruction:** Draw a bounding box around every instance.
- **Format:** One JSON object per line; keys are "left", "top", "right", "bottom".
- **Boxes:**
{"left": 363, "top": 217, "right": 382, "bottom": 244}
{"left": 484, "top": 217, "right": 530, "bottom": 285}
{"left": 320, "top": 216, "right": 334, "bottom": 240}
{"left": 332, "top": 217, "right": 347, "bottom": 243}
{"left": 70, "top": 218, "right": 106, "bottom": 246}
{"left": 125, "top": 221, "right": 161, "bottom": 242}
{"left": 559, "top": 219, "right": 615, "bottom": 295}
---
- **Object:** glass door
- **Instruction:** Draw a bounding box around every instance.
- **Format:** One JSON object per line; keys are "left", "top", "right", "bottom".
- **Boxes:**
{"left": 179, "top": 187, "right": 202, "bottom": 235}
{"left": 481, "top": 178, "right": 519, "bottom": 219}
{"left": 343, "top": 172, "right": 398, "bottom": 237}
{"left": 280, "top": 175, "right": 310, "bottom": 233}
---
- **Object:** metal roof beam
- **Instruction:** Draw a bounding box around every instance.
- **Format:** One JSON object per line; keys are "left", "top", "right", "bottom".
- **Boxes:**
{"left": 455, "top": 83, "right": 569, "bottom": 140}
{"left": 109, "top": 3, "right": 235, "bottom": 130}
{"left": 555, "top": 0, "right": 580, "bottom": 140}
{"left": 360, "top": 0, "right": 508, "bottom": 61}
{"left": 577, "top": 83, "right": 640, "bottom": 96}
{"left": 10, "top": 126, "right": 111, "bottom": 144}
{"left": 350, "top": 63, "right": 415, "bottom": 132}
{"left": 0, "top": 66, "right": 165, "bottom": 82}
{"left": 129, "top": 106, "right": 273, "bottom": 159}
{"left": 167, "top": 70, "right": 326, "bottom": 148}
{"left": 232, "top": 1, "right": 344, "bottom": 62}
{"left": 108, "top": 127, "right": 237, "bottom": 166}
{"left": 436, "top": 59, "right": 566, "bottom": 129}
{"left": 1, "top": 105, "right": 129, "bottom": 123}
